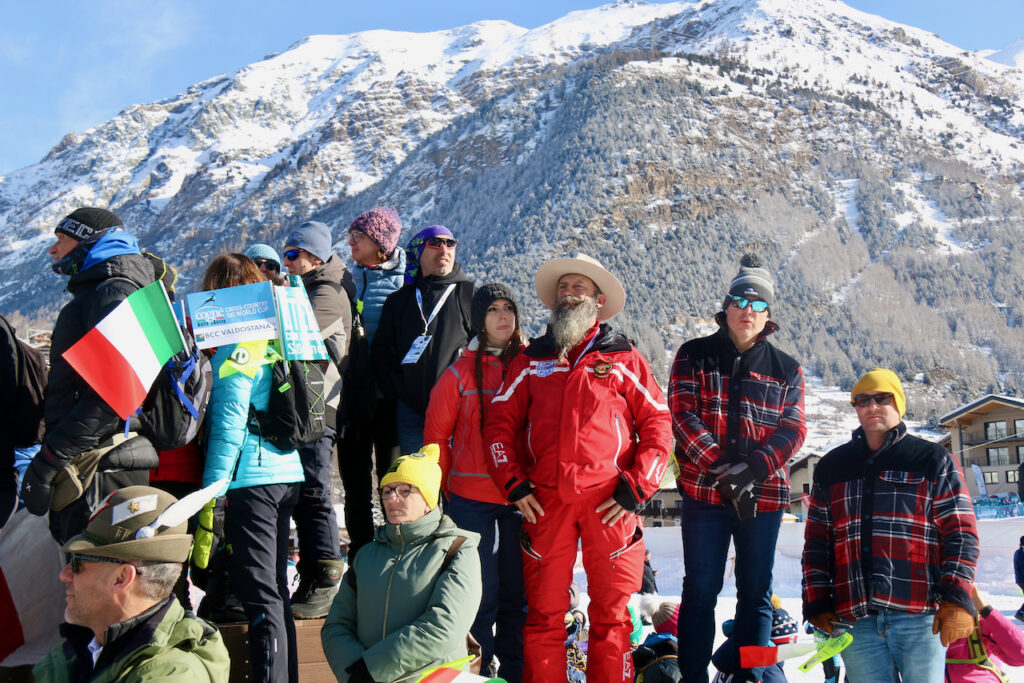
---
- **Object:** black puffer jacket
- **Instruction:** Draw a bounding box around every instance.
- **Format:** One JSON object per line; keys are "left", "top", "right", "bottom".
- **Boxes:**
{"left": 371, "top": 264, "right": 474, "bottom": 416}
{"left": 44, "top": 249, "right": 156, "bottom": 466}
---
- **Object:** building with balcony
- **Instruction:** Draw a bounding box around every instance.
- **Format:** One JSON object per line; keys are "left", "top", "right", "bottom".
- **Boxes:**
{"left": 939, "top": 394, "right": 1024, "bottom": 498}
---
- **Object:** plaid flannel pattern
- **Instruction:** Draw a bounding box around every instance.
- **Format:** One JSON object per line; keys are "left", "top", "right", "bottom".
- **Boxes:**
{"left": 802, "top": 430, "right": 979, "bottom": 620}
{"left": 668, "top": 327, "right": 806, "bottom": 513}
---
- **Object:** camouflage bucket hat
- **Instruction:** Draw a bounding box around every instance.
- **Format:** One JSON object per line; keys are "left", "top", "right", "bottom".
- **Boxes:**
{"left": 62, "top": 486, "right": 193, "bottom": 563}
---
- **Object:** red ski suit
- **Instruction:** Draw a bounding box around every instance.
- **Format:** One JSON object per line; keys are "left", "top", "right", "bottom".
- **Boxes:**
{"left": 485, "top": 323, "right": 672, "bottom": 682}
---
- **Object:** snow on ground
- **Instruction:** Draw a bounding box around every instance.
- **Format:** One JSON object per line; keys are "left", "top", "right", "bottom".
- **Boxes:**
{"left": 588, "top": 521, "right": 1024, "bottom": 682}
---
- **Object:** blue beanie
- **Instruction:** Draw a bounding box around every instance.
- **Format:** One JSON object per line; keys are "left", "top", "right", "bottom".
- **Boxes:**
{"left": 244, "top": 243, "right": 281, "bottom": 267}
{"left": 284, "top": 221, "right": 334, "bottom": 263}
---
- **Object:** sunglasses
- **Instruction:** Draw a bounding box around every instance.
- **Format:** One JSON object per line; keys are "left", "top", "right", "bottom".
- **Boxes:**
{"left": 252, "top": 258, "right": 280, "bottom": 272}
{"left": 380, "top": 484, "right": 416, "bottom": 501}
{"left": 728, "top": 296, "right": 769, "bottom": 313}
{"left": 851, "top": 393, "right": 894, "bottom": 408}
{"left": 64, "top": 552, "right": 141, "bottom": 575}
{"left": 283, "top": 249, "right": 303, "bottom": 261}
{"left": 425, "top": 237, "right": 457, "bottom": 249}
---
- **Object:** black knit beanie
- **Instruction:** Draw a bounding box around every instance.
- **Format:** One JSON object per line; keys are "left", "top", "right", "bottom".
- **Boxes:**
{"left": 55, "top": 207, "right": 123, "bottom": 241}
{"left": 471, "top": 283, "right": 518, "bottom": 336}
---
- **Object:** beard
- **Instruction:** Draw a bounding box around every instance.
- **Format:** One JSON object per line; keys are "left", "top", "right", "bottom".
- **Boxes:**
{"left": 551, "top": 295, "right": 598, "bottom": 356}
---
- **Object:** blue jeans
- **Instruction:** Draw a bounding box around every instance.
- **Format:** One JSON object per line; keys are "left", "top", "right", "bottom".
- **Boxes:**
{"left": 841, "top": 611, "right": 944, "bottom": 683}
{"left": 677, "top": 493, "right": 782, "bottom": 683}
{"left": 395, "top": 399, "right": 425, "bottom": 455}
{"left": 446, "top": 492, "right": 526, "bottom": 683}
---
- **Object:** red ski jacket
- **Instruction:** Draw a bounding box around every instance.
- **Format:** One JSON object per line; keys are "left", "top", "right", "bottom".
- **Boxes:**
{"left": 484, "top": 324, "right": 672, "bottom": 507}
{"left": 425, "top": 344, "right": 523, "bottom": 505}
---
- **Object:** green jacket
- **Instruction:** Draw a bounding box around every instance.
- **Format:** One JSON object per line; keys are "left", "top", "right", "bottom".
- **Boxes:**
{"left": 321, "top": 507, "right": 482, "bottom": 682}
{"left": 33, "top": 597, "right": 229, "bottom": 683}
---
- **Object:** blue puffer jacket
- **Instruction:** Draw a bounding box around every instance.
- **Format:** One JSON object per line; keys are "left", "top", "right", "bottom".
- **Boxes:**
{"left": 202, "top": 342, "right": 304, "bottom": 491}
{"left": 352, "top": 248, "right": 405, "bottom": 345}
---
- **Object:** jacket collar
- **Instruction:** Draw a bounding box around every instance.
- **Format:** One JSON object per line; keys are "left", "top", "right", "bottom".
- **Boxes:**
{"left": 414, "top": 262, "right": 468, "bottom": 288}
{"left": 526, "top": 322, "right": 631, "bottom": 359}
{"left": 713, "top": 311, "right": 779, "bottom": 351}
{"left": 59, "top": 596, "right": 173, "bottom": 678}
{"left": 382, "top": 506, "right": 444, "bottom": 547}
{"left": 851, "top": 421, "right": 908, "bottom": 458}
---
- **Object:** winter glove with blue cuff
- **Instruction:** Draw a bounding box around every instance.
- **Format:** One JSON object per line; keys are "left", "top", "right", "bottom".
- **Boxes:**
{"left": 20, "top": 446, "right": 61, "bottom": 516}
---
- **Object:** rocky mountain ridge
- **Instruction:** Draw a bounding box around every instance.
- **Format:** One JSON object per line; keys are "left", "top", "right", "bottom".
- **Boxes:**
{"left": 2, "top": 0, "right": 1024, "bottom": 417}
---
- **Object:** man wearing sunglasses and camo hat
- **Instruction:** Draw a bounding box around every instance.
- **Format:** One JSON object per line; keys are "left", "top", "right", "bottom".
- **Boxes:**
{"left": 34, "top": 485, "right": 229, "bottom": 682}
{"left": 668, "top": 253, "right": 807, "bottom": 683}
{"left": 802, "top": 368, "right": 979, "bottom": 682}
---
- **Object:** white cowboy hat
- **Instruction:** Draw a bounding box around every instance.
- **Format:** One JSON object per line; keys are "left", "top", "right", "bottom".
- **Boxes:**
{"left": 534, "top": 253, "right": 626, "bottom": 321}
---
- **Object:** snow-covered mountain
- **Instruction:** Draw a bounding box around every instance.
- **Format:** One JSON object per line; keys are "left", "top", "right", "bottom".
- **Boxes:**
{"left": 3, "top": 0, "right": 1024, "bottom": 417}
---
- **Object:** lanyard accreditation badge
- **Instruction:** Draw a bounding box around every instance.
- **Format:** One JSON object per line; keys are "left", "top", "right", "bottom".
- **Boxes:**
{"left": 402, "top": 284, "right": 456, "bottom": 364}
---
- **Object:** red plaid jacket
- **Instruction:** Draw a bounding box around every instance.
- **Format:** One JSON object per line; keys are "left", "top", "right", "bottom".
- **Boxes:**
{"left": 668, "top": 317, "right": 806, "bottom": 513}
{"left": 802, "top": 424, "right": 979, "bottom": 621}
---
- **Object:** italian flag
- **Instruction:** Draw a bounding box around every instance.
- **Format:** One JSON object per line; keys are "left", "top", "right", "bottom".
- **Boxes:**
{"left": 64, "top": 281, "right": 185, "bottom": 419}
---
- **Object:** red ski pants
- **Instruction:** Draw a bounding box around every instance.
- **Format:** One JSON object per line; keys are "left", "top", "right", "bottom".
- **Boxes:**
{"left": 520, "top": 483, "right": 645, "bottom": 682}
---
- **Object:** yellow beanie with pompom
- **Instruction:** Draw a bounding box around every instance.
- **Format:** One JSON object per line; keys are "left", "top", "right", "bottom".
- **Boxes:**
{"left": 380, "top": 443, "right": 443, "bottom": 509}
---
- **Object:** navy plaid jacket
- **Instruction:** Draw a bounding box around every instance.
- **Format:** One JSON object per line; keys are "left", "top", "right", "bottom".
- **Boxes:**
{"left": 802, "top": 424, "right": 979, "bottom": 621}
{"left": 668, "top": 316, "right": 806, "bottom": 514}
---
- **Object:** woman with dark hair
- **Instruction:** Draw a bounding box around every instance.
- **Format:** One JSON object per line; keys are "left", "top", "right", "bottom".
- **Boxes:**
{"left": 200, "top": 253, "right": 304, "bottom": 683}
{"left": 424, "top": 283, "right": 528, "bottom": 682}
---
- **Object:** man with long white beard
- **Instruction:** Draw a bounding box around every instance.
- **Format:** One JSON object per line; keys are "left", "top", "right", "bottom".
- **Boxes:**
{"left": 484, "top": 254, "right": 672, "bottom": 683}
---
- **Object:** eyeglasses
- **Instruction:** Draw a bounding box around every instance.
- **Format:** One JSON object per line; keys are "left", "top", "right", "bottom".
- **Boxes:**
{"left": 283, "top": 249, "right": 303, "bottom": 261}
{"left": 348, "top": 231, "right": 366, "bottom": 243}
{"left": 425, "top": 237, "right": 457, "bottom": 249}
{"left": 851, "top": 393, "right": 894, "bottom": 408}
{"left": 728, "top": 296, "right": 769, "bottom": 313}
{"left": 64, "top": 552, "right": 142, "bottom": 575}
{"left": 253, "top": 258, "right": 280, "bottom": 272}
{"left": 380, "top": 484, "right": 416, "bottom": 501}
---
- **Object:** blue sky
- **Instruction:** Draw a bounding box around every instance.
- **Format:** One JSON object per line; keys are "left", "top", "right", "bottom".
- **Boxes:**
{"left": 1, "top": 0, "right": 1022, "bottom": 175}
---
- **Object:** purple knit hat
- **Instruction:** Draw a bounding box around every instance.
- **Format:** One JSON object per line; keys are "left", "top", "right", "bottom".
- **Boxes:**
{"left": 404, "top": 225, "right": 455, "bottom": 284}
{"left": 349, "top": 207, "right": 402, "bottom": 257}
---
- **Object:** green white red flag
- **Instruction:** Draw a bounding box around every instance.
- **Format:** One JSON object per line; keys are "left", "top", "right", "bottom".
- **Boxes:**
{"left": 63, "top": 281, "right": 185, "bottom": 419}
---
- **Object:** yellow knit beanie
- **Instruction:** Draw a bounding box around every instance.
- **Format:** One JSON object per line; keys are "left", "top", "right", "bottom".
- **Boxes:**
{"left": 380, "top": 443, "right": 442, "bottom": 510}
{"left": 851, "top": 368, "right": 906, "bottom": 417}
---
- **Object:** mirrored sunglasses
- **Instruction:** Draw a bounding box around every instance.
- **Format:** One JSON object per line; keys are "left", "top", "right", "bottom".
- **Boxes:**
{"left": 851, "top": 393, "right": 894, "bottom": 408}
{"left": 425, "top": 237, "right": 457, "bottom": 249}
{"left": 729, "top": 296, "right": 769, "bottom": 313}
{"left": 283, "top": 249, "right": 304, "bottom": 261}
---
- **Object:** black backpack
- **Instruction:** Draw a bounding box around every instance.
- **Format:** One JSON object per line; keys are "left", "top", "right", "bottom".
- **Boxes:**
{"left": 136, "top": 330, "right": 212, "bottom": 451}
{"left": 0, "top": 314, "right": 48, "bottom": 449}
{"left": 248, "top": 357, "right": 327, "bottom": 450}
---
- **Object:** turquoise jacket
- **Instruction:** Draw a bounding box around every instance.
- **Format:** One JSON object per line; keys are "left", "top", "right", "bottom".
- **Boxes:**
{"left": 202, "top": 341, "right": 304, "bottom": 490}
{"left": 352, "top": 247, "right": 405, "bottom": 346}
{"left": 321, "top": 507, "right": 482, "bottom": 682}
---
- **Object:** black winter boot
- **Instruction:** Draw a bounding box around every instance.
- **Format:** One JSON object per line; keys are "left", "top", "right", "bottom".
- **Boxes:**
{"left": 291, "top": 559, "right": 346, "bottom": 619}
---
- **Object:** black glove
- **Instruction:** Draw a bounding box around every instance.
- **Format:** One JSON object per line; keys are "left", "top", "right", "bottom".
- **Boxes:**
{"left": 708, "top": 462, "right": 758, "bottom": 521}
{"left": 345, "top": 658, "right": 377, "bottom": 683}
{"left": 20, "top": 453, "right": 58, "bottom": 516}
{"left": 708, "top": 462, "right": 756, "bottom": 500}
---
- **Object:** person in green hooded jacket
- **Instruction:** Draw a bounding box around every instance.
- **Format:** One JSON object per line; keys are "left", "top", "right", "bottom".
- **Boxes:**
{"left": 33, "top": 485, "right": 229, "bottom": 683}
{"left": 321, "top": 444, "right": 482, "bottom": 682}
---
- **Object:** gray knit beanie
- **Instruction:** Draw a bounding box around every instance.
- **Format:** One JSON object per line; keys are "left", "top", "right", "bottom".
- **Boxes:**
{"left": 471, "top": 283, "right": 518, "bottom": 337}
{"left": 726, "top": 253, "right": 774, "bottom": 306}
